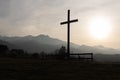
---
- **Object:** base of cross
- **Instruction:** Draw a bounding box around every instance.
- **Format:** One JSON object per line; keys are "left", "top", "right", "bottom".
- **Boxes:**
{"left": 66, "top": 53, "right": 93, "bottom": 61}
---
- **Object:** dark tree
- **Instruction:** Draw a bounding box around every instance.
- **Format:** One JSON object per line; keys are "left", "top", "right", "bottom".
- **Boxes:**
{"left": 59, "top": 46, "right": 66, "bottom": 54}
{"left": 0, "top": 44, "right": 9, "bottom": 56}
{"left": 10, "top": 49, "right": 25, "bottom": 58}
{"left": 40, "top": 51, "right": 46, "bottom": 59}
{"left": 58, "top": 46, "right": 66, "bottom": 59}
{"left": 32, "top": 53, "right": 39, "bottom": 58}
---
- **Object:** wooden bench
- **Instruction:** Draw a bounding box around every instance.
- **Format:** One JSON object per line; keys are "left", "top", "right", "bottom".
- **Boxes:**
{"left": 70, "top": 53, "right": 93, "bottom": 61}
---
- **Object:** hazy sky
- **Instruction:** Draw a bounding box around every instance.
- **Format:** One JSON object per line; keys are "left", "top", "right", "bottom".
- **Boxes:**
{"left": 0, "top": 0, "right": 120, "bottom": 48}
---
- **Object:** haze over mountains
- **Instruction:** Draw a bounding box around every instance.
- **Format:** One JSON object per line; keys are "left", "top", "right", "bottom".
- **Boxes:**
{"left": 0, "top": 34, "right": 120, "bottom": 55}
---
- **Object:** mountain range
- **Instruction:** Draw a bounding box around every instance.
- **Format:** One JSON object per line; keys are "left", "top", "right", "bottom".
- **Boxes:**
{"left": 0, "top": 34, "right": 120, "bottom": 55}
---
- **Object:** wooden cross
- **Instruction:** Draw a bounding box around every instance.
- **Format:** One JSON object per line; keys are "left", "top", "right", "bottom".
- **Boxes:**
{"left": 60, "top": 10, "right": 78, "bottom": 58}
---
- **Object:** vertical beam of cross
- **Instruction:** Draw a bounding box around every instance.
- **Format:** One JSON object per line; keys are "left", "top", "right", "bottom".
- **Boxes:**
{"left": 60, "top": 10, "right": 78, "bottom": 58}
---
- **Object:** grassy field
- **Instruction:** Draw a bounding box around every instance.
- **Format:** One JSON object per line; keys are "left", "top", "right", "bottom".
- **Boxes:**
{"left": 0, "top": 58, "right": 120, "bottom": 80}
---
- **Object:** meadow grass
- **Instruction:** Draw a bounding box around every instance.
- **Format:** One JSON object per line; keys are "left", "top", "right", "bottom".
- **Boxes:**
{"left": 0, "top": 58, "right": 120, "bottom": 80}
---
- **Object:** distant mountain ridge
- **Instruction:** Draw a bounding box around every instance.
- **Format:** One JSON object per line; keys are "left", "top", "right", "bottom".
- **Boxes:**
{"left": 0, "top": 34, "right": 120, "bottom": 55}
{"left": 0, "top": 34, "right": 71, "bottom": 53}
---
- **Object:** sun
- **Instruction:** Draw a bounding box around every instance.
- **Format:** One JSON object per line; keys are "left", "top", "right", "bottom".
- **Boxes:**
{"left": 89, "top": 16, "right": 111, "bottom": 39}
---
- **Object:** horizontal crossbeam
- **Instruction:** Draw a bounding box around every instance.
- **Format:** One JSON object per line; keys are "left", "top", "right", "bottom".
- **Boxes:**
{"left": 60, "top": 19, "right": 78, "bottom": 25}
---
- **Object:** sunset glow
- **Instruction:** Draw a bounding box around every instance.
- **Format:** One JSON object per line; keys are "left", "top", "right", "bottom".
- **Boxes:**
{"left": 89, "top": 16, "right": 111, "bottom": 39}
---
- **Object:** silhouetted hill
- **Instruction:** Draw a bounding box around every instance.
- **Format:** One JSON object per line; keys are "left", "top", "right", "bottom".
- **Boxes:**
{"left": 78, "top": 45, "right": 120, "bottom": 54}
{"left": 0, "top": 35, "right": 80, "bottom": 53}
{"left": 0, "top": 34, "right": 120, "bottom": 55}
{"left": 0, "top": 39, "right": 17, "bottom": 49}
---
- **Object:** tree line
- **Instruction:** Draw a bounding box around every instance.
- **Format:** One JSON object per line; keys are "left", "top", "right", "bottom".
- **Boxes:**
{"left": 0, "top": 44, "right": 67, "bottom": 59}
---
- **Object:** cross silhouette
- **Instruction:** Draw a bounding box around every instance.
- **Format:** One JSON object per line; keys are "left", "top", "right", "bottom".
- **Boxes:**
{"left": 60, "top": 10, "right": 78, "bottom": 58}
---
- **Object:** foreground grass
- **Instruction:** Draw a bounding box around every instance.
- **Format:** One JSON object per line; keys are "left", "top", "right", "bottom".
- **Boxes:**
{"left": 0, "top": 58, "right": 120, "bottom": 80}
